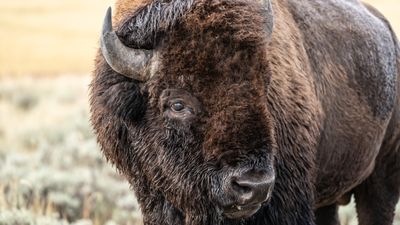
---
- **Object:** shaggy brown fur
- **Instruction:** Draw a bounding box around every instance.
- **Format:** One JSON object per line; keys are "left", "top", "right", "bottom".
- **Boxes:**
{"left": 90, "top": 0, "right": 400, "bottom": 224}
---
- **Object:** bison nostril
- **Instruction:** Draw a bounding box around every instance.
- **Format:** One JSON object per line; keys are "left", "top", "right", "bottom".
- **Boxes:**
{"left": 227, "top": 171, "right": 274, "bottom": 206}
{"left": 231, "top": 180, "right": 252, "bottom": 194}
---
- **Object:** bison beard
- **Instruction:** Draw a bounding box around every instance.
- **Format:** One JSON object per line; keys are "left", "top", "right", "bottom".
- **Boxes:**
{"left": 90, "top": 0, "right": 400, "bottom": 225}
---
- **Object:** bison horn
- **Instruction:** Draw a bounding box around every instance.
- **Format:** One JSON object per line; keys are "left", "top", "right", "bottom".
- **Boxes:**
{"left": 100, "top": 7, "right": 153, "bottom": 81}
{"left": 261, "top": 0, "right": 274, "bottom": 38}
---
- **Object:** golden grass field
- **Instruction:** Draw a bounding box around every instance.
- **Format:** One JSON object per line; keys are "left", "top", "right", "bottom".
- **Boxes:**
{"left": 0, "top": 0, "right": 399, "bottom": 224}
{"left": 0, "top": 0, "right": 399, "bottom": 76}
{"left": 0, "top": 0, "right": 113, "bottom": 76}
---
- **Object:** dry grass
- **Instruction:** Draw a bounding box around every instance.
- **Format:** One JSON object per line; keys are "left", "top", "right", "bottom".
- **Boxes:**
{"left": 0, "top": 0, "right": 399, "bottom": 77}
{"left": 0, "top": 76, "right": 143, "bottom": 225}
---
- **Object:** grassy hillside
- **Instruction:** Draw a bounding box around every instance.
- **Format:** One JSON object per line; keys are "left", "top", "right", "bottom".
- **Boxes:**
{"left": 0, "top": 0, "right": 399, "bottom": 76}
{"left": 0, "top": 76, "right": 142, "bottom": 225}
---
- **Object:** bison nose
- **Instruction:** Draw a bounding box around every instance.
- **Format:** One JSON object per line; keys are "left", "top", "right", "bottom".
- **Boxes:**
{"left": 221, "top": 169, "right": 274, "bottom": 219}
{"left": 229, "top": 170, "right": 274, "bottom": 206}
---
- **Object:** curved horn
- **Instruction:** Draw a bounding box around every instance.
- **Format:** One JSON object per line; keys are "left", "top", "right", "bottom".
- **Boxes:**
{"left": 100, "top": 7, "right": 153, "bottom": 80}
{"left": 261, "top": 0, "right": 274, "bottom": 38}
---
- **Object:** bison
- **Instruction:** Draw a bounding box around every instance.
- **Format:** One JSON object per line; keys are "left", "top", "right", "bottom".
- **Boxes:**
{"left": 89, "top": 0, "right": 400, "bottom": 224}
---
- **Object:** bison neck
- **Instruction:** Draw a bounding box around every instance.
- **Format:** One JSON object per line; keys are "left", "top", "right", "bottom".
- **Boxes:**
{"left": 279, "top": 0, "right": 397, "bottom": 207}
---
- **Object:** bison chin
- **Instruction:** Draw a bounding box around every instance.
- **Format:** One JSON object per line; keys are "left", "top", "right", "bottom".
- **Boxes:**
{"left": 210, "top": 162, "right": 275, "bottom": 220}
{"left": 152, "top": 153, "right": 275, "bottom": 223}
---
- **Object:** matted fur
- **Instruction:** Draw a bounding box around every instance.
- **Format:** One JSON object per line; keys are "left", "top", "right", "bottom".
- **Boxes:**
{"left": 115, "top": 0, "right": 195, "bottom": 49}
{"left": 90, "top": 0, "right": 400, "bottom": 224}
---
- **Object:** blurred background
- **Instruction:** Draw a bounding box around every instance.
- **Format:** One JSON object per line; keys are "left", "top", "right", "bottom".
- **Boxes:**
{"left": 0, "top": 0, "right": 399, "bottom": 224}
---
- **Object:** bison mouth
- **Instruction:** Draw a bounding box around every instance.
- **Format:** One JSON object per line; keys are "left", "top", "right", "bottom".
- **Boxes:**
{"left": 211, "top": 166, "right": 275, "bottom": 220}
{"left": 222, "top": 203, "right": 262, "bottom": 219}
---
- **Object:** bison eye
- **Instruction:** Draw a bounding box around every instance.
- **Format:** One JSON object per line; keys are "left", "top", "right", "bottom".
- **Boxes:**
{"left": 171, "top": 101, "right": 185, "bottom": 112}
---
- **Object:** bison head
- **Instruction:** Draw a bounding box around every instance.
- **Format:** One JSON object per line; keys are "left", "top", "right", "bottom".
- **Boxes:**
{"left": 91, "top": 0, "right": 276, "bottom": 223}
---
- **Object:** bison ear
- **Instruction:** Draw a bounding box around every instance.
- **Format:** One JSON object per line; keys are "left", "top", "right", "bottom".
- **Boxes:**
{"left": 91, "top": 54, "right": 148, "bottom": 122}
{"left": 111, "top": 81, "right": 147, "bottom": 120}
{"left": 262, "top": 0, "right": 274, "bottom": 38}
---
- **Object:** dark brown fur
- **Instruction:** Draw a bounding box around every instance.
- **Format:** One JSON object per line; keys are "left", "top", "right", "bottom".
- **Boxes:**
{"left": 90, "top": 0, "right": 400, "bottom": 224}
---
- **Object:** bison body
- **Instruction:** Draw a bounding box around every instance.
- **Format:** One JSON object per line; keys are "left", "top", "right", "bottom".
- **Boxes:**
{"left": 90, "top": 0, "right": 400, "bottom": 224}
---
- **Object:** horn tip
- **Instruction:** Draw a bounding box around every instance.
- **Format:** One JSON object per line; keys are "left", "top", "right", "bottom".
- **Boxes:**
{"left": 103, "top": 7, "right": 113, "bottom": 35}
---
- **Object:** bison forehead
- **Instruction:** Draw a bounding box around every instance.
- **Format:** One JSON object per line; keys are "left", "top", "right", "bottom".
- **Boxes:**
{"left": 180, "top": 0, "right": 270, "bottom": 49}
{"left": 116, "top": 0, "right": 271, "bottom": 51}
{"left": 152, "top": 0, "right": 271, "bottom": 89}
